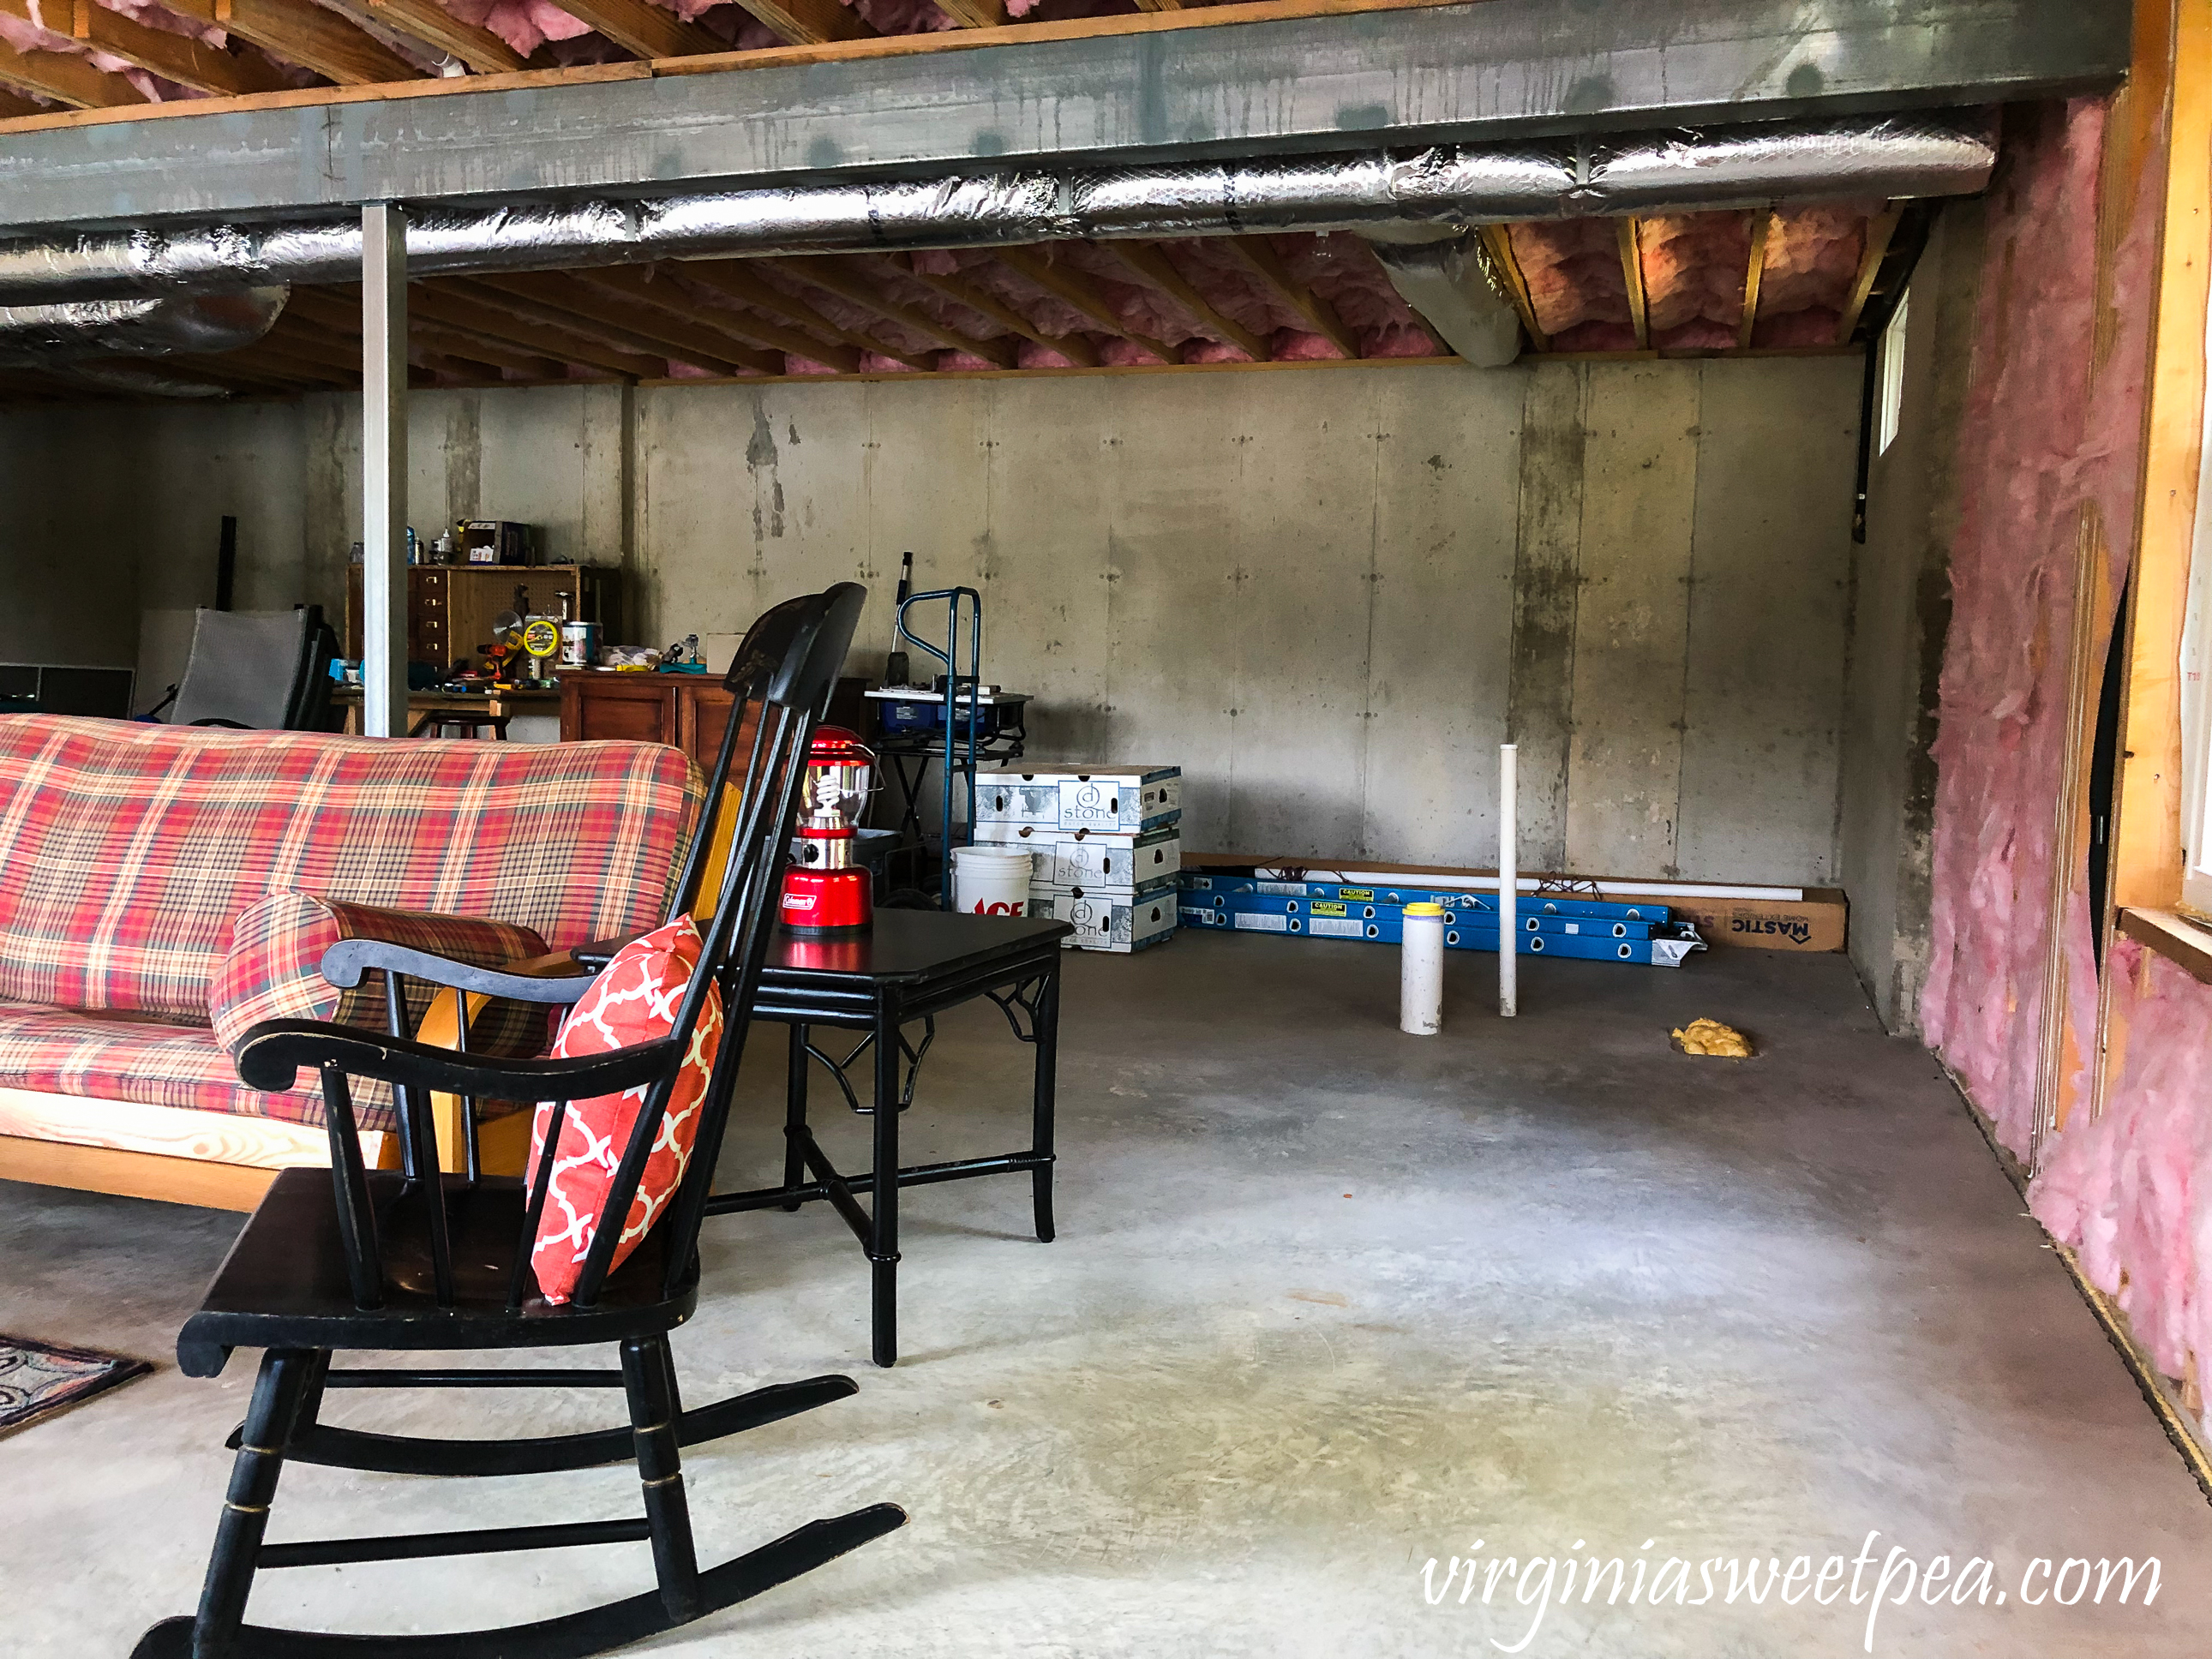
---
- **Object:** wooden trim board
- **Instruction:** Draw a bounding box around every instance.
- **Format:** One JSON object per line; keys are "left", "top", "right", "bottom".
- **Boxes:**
{"left": 2118, "top": 905, "right": 2212, "bottom": 985}
{"left": 0, "top": 1085, "right": 351, "bottom": 1168}
{"left": 0, "top": 1134, "right": 278, "bottom": 1211}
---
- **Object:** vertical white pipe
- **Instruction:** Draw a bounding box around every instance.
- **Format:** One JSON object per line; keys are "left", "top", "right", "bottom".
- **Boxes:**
{"left": 1400, "top": 902, "right": 1444, "bottom": 1036}
{"left": 1500, "top": 742, "right": 1518, "bottom": 1017}
{"left": 361, "top": 201, "right": 409, "bottom": 739}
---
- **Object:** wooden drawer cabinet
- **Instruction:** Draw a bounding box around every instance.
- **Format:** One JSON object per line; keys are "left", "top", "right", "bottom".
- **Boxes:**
{"left": 345, "top": 564, "right": 620, "bottom": 670}
{"left": 560, "top": 674, "right": 866, "bottom": 772}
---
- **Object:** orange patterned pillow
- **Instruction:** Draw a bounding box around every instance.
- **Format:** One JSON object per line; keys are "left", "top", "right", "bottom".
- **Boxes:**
{"left": 527, "top": 918, "right": 722, "bottom": 1305}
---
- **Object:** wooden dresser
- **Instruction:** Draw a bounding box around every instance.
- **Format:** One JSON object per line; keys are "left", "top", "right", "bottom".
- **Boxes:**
{"left": 559, "top": 674, "right": 740, "bottom": 768}
{"left": 560, "top": 673, "right": 871, "bottom": 770}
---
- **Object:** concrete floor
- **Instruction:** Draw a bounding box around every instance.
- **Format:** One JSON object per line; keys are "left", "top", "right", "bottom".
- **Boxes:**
{"left": 3, "top": 937, "right": 2207, "bottom": 1657}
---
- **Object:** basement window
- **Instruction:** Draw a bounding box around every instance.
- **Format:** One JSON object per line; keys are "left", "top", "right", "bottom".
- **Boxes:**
{"left": 1875, "top": 287, "right": 1909, "bottom": 455}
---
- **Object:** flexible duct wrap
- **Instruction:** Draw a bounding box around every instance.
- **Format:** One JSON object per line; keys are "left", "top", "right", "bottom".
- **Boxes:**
{"left": 0, "top": 112, "right": 1998, "bottom": 306}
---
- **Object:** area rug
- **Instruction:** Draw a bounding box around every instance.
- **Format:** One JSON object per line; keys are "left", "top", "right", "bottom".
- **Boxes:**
{"left": 0, "top": 1335, "right": 150, "bottom": 1433}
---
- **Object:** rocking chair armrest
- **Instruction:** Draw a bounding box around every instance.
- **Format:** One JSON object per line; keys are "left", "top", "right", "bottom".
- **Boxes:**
{"left": 235, "top": 1018, "right": 680, "bottom": 1100}
{"left": 318, "top": 938, "right": 600, "bottom": 1004}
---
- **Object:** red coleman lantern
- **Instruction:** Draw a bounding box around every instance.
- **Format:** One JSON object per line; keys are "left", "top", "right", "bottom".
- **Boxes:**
{"left": 779, "top": 726, "right": 876, "bottom": 936}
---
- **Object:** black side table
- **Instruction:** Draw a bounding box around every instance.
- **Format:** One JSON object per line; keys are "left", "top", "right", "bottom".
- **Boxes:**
{"left": 704, "top": 910, "right": 1070, "bottom": 1366}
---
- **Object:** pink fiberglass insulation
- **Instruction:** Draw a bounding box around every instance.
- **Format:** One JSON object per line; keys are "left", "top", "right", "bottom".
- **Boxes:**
{"left": 2031, "top": 943, "right": 2212, "bottom": 1386}
{"left": 0, "top": 7, "right": 195, "bottom": 99}
{"left": 1508, "top": 219, "right": 1630, "bottom": 342}
{"left": 750, "top": 264, "right": 940, "bottom": 361}
{"left": 1921, "top": 99, "right": 2157, "bottom": 1156}
{"left": 449, "top": 0, "right": 596, "bottom": 57}
{"left": 1640, "top": 213, "right": 1750, "bottom": 335}
{"left": 1759, "top": 203, "right": 1870, "bottom": 319}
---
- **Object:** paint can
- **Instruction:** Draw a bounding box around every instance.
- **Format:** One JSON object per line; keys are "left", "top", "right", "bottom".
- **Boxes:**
{"left": 951, "top": 845, "right": 1033, "bottom": 917}
{"left": 1401, "top": 901, "right": 1445, "bottom": 1036}
{"left": 559, "top": 622, "right": 600, "bottom": 669}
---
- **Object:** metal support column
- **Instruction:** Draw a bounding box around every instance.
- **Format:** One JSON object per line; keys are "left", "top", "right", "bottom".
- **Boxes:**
{"left": 361, "top": 201, "right": 409, "bottom": 739}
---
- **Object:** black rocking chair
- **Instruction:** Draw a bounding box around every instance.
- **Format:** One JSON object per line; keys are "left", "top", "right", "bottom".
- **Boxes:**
{"left": 134, "top": 584, "right": 896, "bottom": 1659}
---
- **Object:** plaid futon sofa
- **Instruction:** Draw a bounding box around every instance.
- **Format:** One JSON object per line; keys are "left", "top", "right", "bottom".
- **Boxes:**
{"left": 0, "top": 716, "right": 701, "bottom": 1195}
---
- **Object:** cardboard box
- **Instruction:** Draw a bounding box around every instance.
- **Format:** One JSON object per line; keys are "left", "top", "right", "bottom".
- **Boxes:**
{"left": 973, "top": 822, "right": 1181, "bottom": 890}
{"left": 1180, "top": 854, "right": 1843, "bottom": 952}
{"left": 976, "top": 764, "right": 1181, "bottom": 833}
{"left": 1604, "top": 889, "right": 1844, "bottom": 953}
{"left": 1033, "top": 883, "right": 1177, "bottom": 953}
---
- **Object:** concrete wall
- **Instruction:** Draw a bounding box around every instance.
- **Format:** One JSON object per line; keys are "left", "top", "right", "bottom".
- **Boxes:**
{"left": 0, "top": 408, "right": 143, "bottom": 669}
{"left": 3, "top": 355, "right": 1863, "bottom": 882}
{"left": 1842, "top": 202, "right": 1984, "bottom": 1033}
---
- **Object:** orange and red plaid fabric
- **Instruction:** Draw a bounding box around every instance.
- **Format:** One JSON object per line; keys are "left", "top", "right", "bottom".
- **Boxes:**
{"left": 0, "top": 1003, "right": 323, "bottom": 1124}
{"left": 207, "top": 894, "right": 555, "bottom": 1123}
{"left": 0, "top": 716, "right": 701, "bottom": 1022}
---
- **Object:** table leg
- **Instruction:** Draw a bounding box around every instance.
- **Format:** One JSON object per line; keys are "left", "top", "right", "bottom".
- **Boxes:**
{"left": 869, "top": 999, "right": 901, "bottom": 1367}
{"left": 1033, "top": 962, "right": 1060, "bottom": 1243}
{"left": 782, "top": 1021, "right": 809, "bottom": 1212}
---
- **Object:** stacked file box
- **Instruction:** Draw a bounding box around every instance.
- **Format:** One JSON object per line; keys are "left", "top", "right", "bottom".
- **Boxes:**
{"left": 974, "top": 764, "right": 1181, "bottom": 953}
{"left": 1177, "top": 873, "right": 1704, "bottom": 968}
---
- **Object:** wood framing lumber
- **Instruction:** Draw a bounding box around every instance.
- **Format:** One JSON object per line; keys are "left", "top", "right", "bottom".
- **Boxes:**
{"left": 1832, "top": 203, "right": 1903, "bottom": 344}
{"left": 1737, "top": 209, "right": 1771, "bottom": 350}
{"left": 0, "top": 0, "right": 290, "bottom": 96}
{"left": 993, "top": 245, "right": 1174, "bottom": 362}
{"left": 1111, "top": 241, "right": 1269, "bottom": 360}
{"left": 688, "top": 260, "right": 932, "bottom": 369}
{"left": 894, "top": 256, "right": 1100, "bottom": 366}
{"left": 775, "top": 256, "right": 1019, "bottom": 367}
{"left": 1617, "top": 217, "right": 1649, "bottom": 349}
{"left": 728, "top": 0, "right": 874, "bottom": 46}
{"left": 487, "top": 269, "right": 781, "bottom": 374}
{"left": 1225, "top": 235, "right": 1359, "bottom": 357}
{"left": 1476, "top": 224, "right": 1548, "bottom": 350}
{"left": 409, "top": 283, "right": 663, "bottom": 377}
{"left": 162, "top": 0, "right": 419, "bottom": 85}
{"left": 0, "top": 34, "right": 147, "bottom": 106}
{"left": 549, "top": 0, "right": 723, "bottom": 57}
{"left": 648, "top": 262, "right": 865, "bottom": 371}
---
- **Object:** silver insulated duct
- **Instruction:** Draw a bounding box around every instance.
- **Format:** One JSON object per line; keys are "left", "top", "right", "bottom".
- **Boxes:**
{"left": 0, "top": 112, "right": 1995, "bottom": 306}
{"left": 0, "top": 287, "right": 286, "bottom": 363}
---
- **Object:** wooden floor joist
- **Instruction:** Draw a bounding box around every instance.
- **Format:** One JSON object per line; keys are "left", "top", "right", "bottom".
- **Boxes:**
{"left": 1226, "top": 237, "right": 1360, "bottom": 358}
{"left": 1111, "top": 242, "right": 1270, "bottom": 362}
{"left": 0, "top": 0, "right": 291, "bottom": 97}
{"left": 894, "top": 257, "right": 1100, "bottom": 367}
{"left": 160, "top": 0, "right": 420, "bottom": 86}
{"left": 337, "top": 0, "right": 527, "bottom": 75}
{"left": 547, "top": 0, "right": 725, "bottom": 58}
{"left": 0, "top": 37, "right": 147, "bottom": 109}
{"left": 468, "top": 273, "right": 763, "bottom": 376}
{"left": 1618, "top": 218, "right": 1650, "bottom": 349}
{"left": 1477, "top": 225, "right": 1548, "bottom": 351}
{"left": 1833, "top": 203, "right": 1903, "bottom": 344}
{"left": 692, "top": 262, "right": 933, "bottom": 370}
{"left": 1738, "top": 209, "right": 1771, "bottom": 350}
{"left": 774, "top": 257, "right": 1018, "bottom": 368}
{"left": 992, "top": 247, "right": 1174, "bottom": 363}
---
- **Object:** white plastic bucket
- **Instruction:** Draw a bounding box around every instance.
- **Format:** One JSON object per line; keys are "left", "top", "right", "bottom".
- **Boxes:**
{"left": 1400, "top": 901, "right": 1445, "bottom": 1036}
{"left": 952, "top": 845, "right": 1033, "bottom": 917}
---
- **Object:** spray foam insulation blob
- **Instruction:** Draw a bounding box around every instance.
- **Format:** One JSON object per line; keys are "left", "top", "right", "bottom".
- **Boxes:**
{"left": 1671, "top": 1019, "right": 1753, "bottom": 1058}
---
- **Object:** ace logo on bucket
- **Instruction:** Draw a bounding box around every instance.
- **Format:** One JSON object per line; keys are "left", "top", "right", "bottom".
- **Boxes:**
{"left": 952, "top": 846, "right": 1033, "bottom": 916}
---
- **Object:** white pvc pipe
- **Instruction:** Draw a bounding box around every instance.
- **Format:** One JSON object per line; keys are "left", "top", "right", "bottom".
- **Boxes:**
{"left": 1400, "top": 903, "right": 1444, "bottom": 1036}
{"left": 1499, "top": 743, "right": 1518, "bottom": 1017}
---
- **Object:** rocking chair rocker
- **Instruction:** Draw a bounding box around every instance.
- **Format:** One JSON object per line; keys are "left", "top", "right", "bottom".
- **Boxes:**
{"left": 133, "top": 584, "right": 898, "bottom": 1659}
